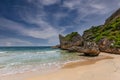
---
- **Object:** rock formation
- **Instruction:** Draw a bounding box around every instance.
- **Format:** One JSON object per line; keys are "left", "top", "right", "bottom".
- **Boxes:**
{"left": 55, "top": 8, "right": 120, "bottom": 56}
{"left": 98, "top": 38, "right": 120, "bottom": 54}
{"left": 59, "top": 32, "right": 100, "bottom": 56}
{"left": 82, "top": 8, "right": 120, "bottom": 54}
{"left": 59, "top": 32, "right": 83, "bottom": 50}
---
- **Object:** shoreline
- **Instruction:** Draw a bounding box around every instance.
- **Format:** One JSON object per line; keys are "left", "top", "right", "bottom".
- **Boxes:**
{"left": 25, "top": 52, "right": 120, "bottom": 80}
{"left": 62, "top": 55, "right": 113, "bottom": 69}
{"left": 1, "top": 52, "right": 119, "bottom": 80}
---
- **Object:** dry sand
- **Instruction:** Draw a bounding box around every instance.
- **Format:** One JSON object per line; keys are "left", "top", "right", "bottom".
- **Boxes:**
{"left": 1, "top": 52, "right": 120, "bottom": 80}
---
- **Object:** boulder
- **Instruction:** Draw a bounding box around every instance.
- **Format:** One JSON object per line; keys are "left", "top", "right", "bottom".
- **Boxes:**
{"left": 83, "top": 42, "right": 100, "bottom": 56}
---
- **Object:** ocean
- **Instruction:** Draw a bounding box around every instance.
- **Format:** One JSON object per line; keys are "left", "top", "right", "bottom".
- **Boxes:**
{"left": 0, "top": 46, "right": 83, "bottom": 76}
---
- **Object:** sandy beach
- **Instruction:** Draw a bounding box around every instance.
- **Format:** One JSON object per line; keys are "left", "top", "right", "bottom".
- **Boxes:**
{"left": 1, "top": 52, "right": 120, "bottom": 80}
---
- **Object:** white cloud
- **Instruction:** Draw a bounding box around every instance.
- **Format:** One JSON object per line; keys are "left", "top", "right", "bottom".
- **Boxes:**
{"left": 0, "top": 18, "right": 61, "bottom": 46}
{"left": 63, "top": 0, "right": 81, "bottom": 10}
{"left": 90, "top": 4, "right": 105, "bottom": 10}
{"left": 1, "top": 0, "right": 120, "bottom": 46}
{"left": 27, "top": 0, "right": 60, "bottom": 6}
{"left": 40, "top": 0, "right": 60, "bottom": 5}
{"left": 23, "top": 26, "right": 58, "bottom": 39}
{"left": 63, "top": 0, "right": 120, "bottom": 15}
{"left": 62, "top": 0, "right": 120, "bottom": 25}
{"left": 17, "top": 5, "right": 66, "bottom": 40}
{"left": 0, "top": 17, "right": 23, "bottom": 31}
{"left": 0, "top": 38, "right": 32, "bottom": 46}
{"left": 0, "top": 16, "right": 65, "bottom": 45}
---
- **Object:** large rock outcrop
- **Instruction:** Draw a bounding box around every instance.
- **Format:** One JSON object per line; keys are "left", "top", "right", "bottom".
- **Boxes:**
{"left": 59, "top": 32, "right": 100, "bottom": 56}
{"left": 98, "top": 38, "right": 120, "bottom": 54}
{"left": 68, "top": 42, "right": 100, "bottom": 56}
{"left": 82, "top": 8, "right": 120, "bottom": 54}
{"left": 59, "top": 32, "right": 83, "bottom": 49}
{"left": 55, "top": 8, "right": 120, "bottom": 56}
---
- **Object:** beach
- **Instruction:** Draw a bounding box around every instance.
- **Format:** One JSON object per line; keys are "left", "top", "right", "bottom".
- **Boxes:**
{"left": 1, "top": 1, "right": 120, "bottom": 80}
{"left": 1, "top": 52, "right": 120, "bottom": 80}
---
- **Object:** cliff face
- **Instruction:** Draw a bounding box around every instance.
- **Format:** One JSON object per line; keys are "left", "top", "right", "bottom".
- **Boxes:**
{"left": 59, "top": 32, "right": 83, "bottom": 49}
{"left": 83, "top": 8, "right": 120, "bottom": 54}
{"left": 105, "top": 8, "right": 120, "bottom": 25}
{"left": 58, "top": 8, "right": 120, "bottom": 55}
{"left": 59, "top": 32, "right": 100, "bottom": 56}
{"left": 82, "top": 25, "right": 102, "bottom": 42}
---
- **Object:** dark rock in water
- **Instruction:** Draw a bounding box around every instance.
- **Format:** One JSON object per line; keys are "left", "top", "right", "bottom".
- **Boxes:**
{"left": 59, "top": 32, "right": 83, "bottom": 49}
{"left": 98, "top": 38, "right": 120, "bottom": 54}
{"left": 52, "top": 45, "right": 60, "bottom": 49}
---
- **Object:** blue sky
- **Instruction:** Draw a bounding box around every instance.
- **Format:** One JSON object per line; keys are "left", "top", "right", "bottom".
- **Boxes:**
{"left": 0, "top": 0, "right": 120, "bottom": 46}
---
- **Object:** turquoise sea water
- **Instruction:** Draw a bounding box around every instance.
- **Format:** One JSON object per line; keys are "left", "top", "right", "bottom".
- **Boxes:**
{"left": 0, "top": 46, "right": 83, "bottom": 76}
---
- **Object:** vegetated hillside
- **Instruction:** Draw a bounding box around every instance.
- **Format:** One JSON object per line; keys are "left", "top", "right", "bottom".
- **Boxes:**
{"left": 83, "top": 8, "right": 120, "bottom": 48}
{"left": 64, "top": 32, "right": 79, "bottom": 41}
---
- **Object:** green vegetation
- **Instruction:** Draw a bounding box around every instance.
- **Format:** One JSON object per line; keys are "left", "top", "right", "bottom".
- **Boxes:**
{"left": 64, "top": 32, "right": 78, "bottom": 41}
{"left": 84, "top": 17, "right": 120, "bottom": 47}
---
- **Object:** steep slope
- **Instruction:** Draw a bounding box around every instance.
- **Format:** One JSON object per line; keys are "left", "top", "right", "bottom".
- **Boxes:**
{"left": 57, "top": 8, "right": 120, "bottom": 55}
{"left": 83, "top": 8, "right": 120, "bottom": 48}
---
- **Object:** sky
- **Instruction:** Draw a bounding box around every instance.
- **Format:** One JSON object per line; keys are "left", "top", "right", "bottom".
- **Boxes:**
{"left": 0, "top": 0, "right": 120, "bottom": 46}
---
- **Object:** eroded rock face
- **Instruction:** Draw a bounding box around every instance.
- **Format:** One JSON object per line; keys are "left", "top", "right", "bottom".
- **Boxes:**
{"left": 68, "top": 46, "right": 84, "bottom": 52}
{"left": 68, "top": 42, "right": 100, "bottom": 56}
{"left": 83, "top": 42, "right": 100, "bottom": 56}
{"left": 98, "top": 38, "right": 120, "bottom": 54}
{"left": 59, "top": 32, "right": 83, "bottom": 50}
{"left": 98, "top": 38, "right": 113, "bottom": 52}
{"left": 57, "top": 8, "right": 120, "bottom": 56}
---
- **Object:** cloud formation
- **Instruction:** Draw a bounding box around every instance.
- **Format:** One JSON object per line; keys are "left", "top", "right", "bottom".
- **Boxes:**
{"left": 0, "top": 0, "right": 120, "bottom": 46}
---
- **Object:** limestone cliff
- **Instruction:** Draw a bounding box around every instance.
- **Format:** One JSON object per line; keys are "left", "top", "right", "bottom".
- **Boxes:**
{"left": 83, "top": 8, "right": 120, "bottom": 54}
{"left": 59, "top": 32, "right": 83, "bottom": 49}
{"left": 57, "top": 8, "right": 120, "bottom": 56}
{"left": 59, "top": 32, "right": 100, "bottom": 56}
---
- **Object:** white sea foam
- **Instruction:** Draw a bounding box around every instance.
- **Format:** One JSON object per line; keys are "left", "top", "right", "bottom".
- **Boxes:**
{"left": 0, "top": 59, "right": 84, "bottom": 77}
{"left": 36, "top": 50, "right": 59, "bottom": 54}
{"left": 0, "top": 62, "right": 62, "bottom": 77}
{"left": 0, "top": 48, "right": 83, "bottom": 77}
{"left": 0, "top": 51, "right": 7, "bottom": 54}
